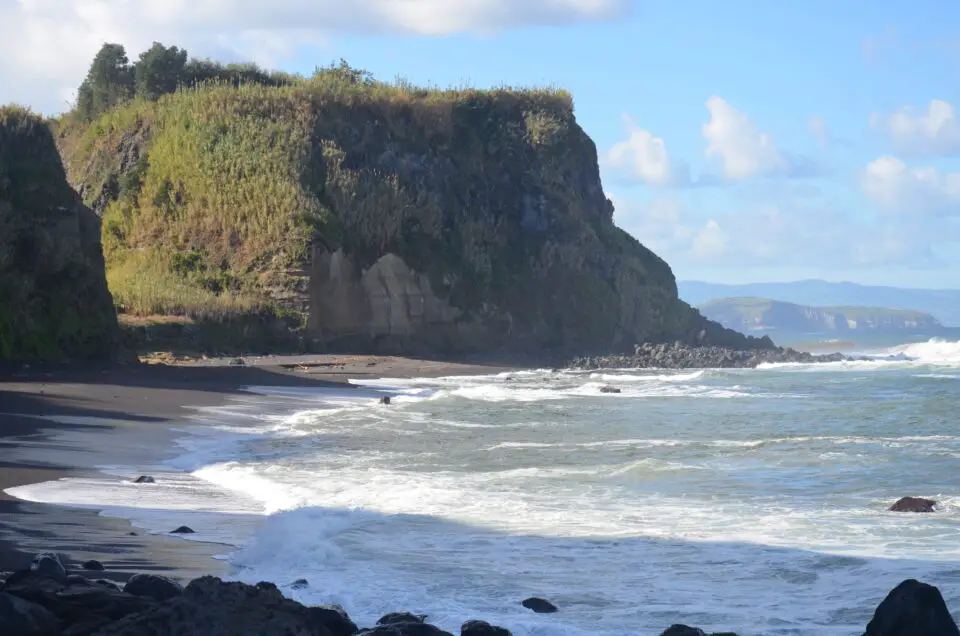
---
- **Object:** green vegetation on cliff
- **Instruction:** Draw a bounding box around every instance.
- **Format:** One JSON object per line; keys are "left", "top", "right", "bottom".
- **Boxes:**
{"left": 0, "top": 106, "right": 120, "bottom": 363}
{"left": 52, "top": 42, "right": 762, "bottom": 356}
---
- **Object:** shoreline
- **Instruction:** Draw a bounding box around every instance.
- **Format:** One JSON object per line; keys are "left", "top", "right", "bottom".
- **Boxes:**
{"left": 0, "top": 355, "right": 518, "bottom": 584}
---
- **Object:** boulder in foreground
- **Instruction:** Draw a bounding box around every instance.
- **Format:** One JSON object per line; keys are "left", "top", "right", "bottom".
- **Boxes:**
{"left": 889, "top": 497, "right": 937, "bottom": 513}
{"left": 864, "top": 578, "right": 960, "bottom": 636}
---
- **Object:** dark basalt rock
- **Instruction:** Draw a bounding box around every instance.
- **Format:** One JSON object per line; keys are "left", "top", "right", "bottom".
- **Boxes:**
{"left": 82, "top": 560, "right": 105, "bottom": 571}
{"left": 889, "top": 496, "right": 937, "bottom": 513}
{"left": 2, "top": 567, "right": 157, "bottom": 631}
{"left": 599, "top": 386, "right": 621, "bottom": 393}
{"left": 360, "top": 623, "right": 453, "bottom": 636}
{"left": 132, "top": 476, "right": 155, "bottom": 484}
{"left": 570, "top": 342, "right": 847, "bottom": 371}
{"left": 123, "top": 574, "right": 183, "bottom": 602}
{"left": 864, "top": 579, "right": 960, "bottom": 636}
{"left": 308, "top": 604, "right": 359, "bottom": 636}
{"left": 30, "top": 553, "right": 66, "bottom": 580}
{"left": 379, "top": 613, "right": 427, "bottom": 625}
{"left": 461, "top": 619, "right": 512, "bottom": 636}
{"left": 94, "top": 579, "right": 123, "bottom": 592}
{"left": 380, "top": 396, "right": 392, "bottom": 405}
{"left": 170, "top": 525, "right": 195, "bottom": 534}
{"left": 0, "top": 591, "right": 59, "bottom": 636}
{"left": 290, "top": 578, "right": 310, "bottom": 589}
{"left": 661, "top": 627, "right": 707, "bottom": 636}
{"left": 659, "top": 626, "right": 738, "bottom": 636}
{"left": 521, "top": 597, "right": 557, "bottom": 613}
{"left": 97, "top": 576, "right": 339, "bottom": 635}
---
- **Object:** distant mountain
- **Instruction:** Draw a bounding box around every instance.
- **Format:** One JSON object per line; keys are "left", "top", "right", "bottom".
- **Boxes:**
{"left": 679, "top": 280, "right": 960, "bottom": 327}
{"left": 700, "top": 297, "right": 943, "bottom": 335}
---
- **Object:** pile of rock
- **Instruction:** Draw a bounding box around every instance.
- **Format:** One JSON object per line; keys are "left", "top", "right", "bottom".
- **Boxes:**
{"left": 1, "top": 552, "right": 957, "bottom": 635}
{"left": 570, "top": 342, "right": 847, "bottom": 370}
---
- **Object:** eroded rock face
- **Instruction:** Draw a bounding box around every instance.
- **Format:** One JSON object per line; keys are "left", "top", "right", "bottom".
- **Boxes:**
{"left": 309, "top": 250, "right": 466, "bottom": 353}
{"left": 0, "top": 107, "right": 120, "bottom": 364}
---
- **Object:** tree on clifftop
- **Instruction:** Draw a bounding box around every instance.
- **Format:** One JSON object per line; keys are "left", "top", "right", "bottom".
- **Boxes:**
{"left": 75, "top": 43, "right": 134, "bottom": 121}
{"left": 135, "top": 42, "right": 188, "bottom": 100}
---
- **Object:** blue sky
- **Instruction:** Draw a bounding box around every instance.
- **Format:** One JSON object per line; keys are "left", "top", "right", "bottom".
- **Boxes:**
{"left": 2, "top": 0, "right": 958, "bottom": 288}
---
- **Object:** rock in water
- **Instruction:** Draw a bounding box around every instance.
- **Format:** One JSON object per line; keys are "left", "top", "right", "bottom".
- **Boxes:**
{"left": 599, "top": 386, "right": 621, "bottom": 394}
{"left": 660, "top": 627, "right": 707, "bottom": 636}
{"left": 0, "top": 592, "right": 59, "bottom": 636}
{"left": 380, "top": 396, "right": 392, "bottom": 405}
{"left": 123, "top": 574, "right": 184, "bottom": 602}
{"left": 82, "top": 560, "right": 105, "bottom": 571}
{"left": 359, "top": 624, "right": 453, "bottom": 636}
{"left": 864, "top": 579, "right": 960, "bottom": 636}
{"left": 521, "top": 597, "right": 558, "bottom": 613}
{"left": 889, "top": 496, "right": 937, "bottom": 513}
{"left": 170, "top": 525, "right": 195, "bottom": 534}
{"left": 30, "top": 553, "right": 66, "bottom": 580}
{"left": 132, "top": 476, "right": 155, "bottom": 484}
{"left": 378, "top": 613, "right": 427, "bottom": 625}
{"left": 461, "top": 619, "right": 513, "bottom": 636}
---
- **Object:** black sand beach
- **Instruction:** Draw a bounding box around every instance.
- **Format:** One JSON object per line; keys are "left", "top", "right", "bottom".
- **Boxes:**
{"left": 0, "top": 355, "right": 513, "bottom": 584}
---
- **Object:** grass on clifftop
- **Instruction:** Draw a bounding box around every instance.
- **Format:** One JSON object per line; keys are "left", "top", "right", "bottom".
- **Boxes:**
{"left": 57, "top": 62, "right": 577, "bottom": 321}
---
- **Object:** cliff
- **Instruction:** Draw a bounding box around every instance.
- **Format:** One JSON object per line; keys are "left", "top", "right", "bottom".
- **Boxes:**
{"left": 0, "top": 106, "right": 120, "bottom": 364}
{"left": 55, "top": 63, "right": 765, "bottom": 357}
{"left": 699, "top": 297, "right": 944, "bottom": 335}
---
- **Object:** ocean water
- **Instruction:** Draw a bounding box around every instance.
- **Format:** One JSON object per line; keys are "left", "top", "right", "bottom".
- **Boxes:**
{"left": 7, "top": 339, "right": 960, "bottom": 635}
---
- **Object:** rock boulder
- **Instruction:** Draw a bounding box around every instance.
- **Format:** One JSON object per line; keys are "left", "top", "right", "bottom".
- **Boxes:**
{"left": 864, "top": 579, "right": 960, "bottom": 636}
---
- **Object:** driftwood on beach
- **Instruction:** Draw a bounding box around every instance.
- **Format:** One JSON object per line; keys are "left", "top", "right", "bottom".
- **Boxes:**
{"left": 1, "top": 552, "right": 957, "bottom": 636}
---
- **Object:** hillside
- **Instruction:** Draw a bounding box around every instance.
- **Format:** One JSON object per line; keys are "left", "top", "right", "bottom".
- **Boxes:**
{"left": 699, "top": 296, "right": 946, "bottom": 338}
{"left": 680, "top": 280, "right": 960, "bottom": 327}
{"left": 49, "top": 47, "right": 765, "bottom": 358}
{"left": 0, "top": 106, "right": 120, "bottom": 364}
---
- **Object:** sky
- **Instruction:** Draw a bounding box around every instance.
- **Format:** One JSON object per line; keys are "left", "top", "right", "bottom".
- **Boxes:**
{"left": 2, "top": 0, "right": 959, "bottom": 288}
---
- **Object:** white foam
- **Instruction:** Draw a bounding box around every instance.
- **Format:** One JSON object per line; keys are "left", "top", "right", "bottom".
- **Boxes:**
{"left": 589, "top": 370, "right": 708, "bottom": 382}
{"left": 6, "top": 360, "right": 960, "bottom": 635}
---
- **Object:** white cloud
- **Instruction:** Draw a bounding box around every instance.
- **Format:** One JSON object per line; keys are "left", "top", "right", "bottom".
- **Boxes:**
{"left": 612, "top": 193, "right": 937, "bottom": 269}
{"left": 701, "top": 96, "right": 787, "bottom": 180}
{"left": 861, "top": 156, "right": 960, "bottom": 215}
{"left": 870, "top": 100, "right": 960, "bottom": 157}
{"left": 604, "top": 115, "right": 689, "bottom": 187}
{"left": 0, "top": 0, "right": 627, "bottom": 113}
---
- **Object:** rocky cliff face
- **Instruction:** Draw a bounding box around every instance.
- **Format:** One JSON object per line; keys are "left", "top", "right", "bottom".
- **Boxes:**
{"left": 57, "top": 78, "right": 766, "bottom": 357}
{"left": 0, "top": 107, "right": 120, "bottom": 364}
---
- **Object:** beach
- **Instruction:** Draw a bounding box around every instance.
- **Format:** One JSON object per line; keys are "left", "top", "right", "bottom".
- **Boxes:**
{"left": 0, "top": 355, "right": 513, "bottom": 584}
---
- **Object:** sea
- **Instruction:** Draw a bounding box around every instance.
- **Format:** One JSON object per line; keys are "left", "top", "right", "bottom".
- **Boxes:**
{"left": 7, "top": 339, "right": 960, "bottom": 635}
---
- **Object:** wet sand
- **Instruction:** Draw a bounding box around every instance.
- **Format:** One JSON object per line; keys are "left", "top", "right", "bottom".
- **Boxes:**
{"left": 0, "top": 354, "right": 515, "bottom": 582}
